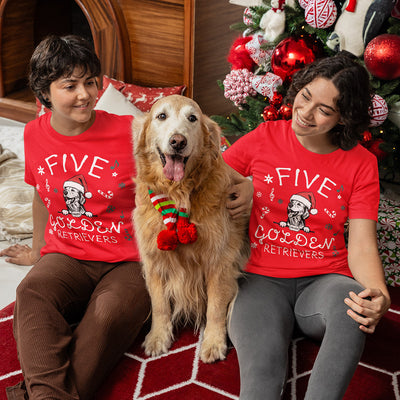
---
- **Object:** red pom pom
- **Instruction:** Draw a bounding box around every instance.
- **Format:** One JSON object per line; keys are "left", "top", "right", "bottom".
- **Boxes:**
{"left": 157, "top": 229, "right": 178, "bottom": 251}
{"left": 227, "top": 36, "right": 256, "bottom": 71}
{"left": 177, "top": 220, "right": 198, "bottom": 244}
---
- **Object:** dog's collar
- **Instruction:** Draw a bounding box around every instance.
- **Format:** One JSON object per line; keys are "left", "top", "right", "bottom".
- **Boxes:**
{"left": 149, "top": 189, "right": 197, "bottom": 251}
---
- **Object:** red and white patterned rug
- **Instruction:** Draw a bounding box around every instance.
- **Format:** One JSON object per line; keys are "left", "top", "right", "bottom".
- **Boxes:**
{"left": 1, "top": 286, "right": 399, "bottom": 400}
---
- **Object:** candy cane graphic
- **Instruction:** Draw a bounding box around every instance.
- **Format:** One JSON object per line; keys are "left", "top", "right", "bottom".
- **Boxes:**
{"left": 98, "top": 189, "right": 114, "bottom": 199}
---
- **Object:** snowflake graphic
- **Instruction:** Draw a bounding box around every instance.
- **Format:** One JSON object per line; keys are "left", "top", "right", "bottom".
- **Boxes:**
{"left": 251, "top": 242, "right": 257, "bottom": 248}
{"left": 112, "top": 172, "right": 118, "bottom": 177}
{"left": 264, "top": 174, "right": 273, "bottom": 184}
{"left": 256, "top": 192, "right": 262, "bottom": 198}
{"left": 37, "top": 166, "right": 45, "bottom": 175}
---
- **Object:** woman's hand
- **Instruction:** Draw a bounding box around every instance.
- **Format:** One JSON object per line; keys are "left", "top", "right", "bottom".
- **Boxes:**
{"left": 344, "top": 288, "right": 391, "bottom": 334}
{"left": 226, "top": 179, "right": 253, "bottom": 219}
{"left": 0, "top": 244, "right": 37, "bottom": 266}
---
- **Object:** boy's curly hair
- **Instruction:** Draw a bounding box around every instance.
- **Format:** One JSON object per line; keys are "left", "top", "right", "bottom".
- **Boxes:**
{"left": 285, "top": 51, "right": 372, "bottom": 150}
{"left": 29, "top": 35, "right": 101, "bottom": 110}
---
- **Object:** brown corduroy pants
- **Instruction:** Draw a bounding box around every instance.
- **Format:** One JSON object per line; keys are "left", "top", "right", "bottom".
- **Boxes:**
{"left": 6, "top": 253, "right": 151, "bottom": 400}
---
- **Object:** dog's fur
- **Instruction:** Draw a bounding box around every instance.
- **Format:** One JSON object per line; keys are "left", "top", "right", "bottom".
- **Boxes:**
{"left": 132, "top": 95, "right": 249, "bottom": 363}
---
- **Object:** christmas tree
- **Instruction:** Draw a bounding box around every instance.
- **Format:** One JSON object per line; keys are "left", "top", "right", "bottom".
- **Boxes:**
{"left": 212, "top": 0, "right": 400, "bottom": 183}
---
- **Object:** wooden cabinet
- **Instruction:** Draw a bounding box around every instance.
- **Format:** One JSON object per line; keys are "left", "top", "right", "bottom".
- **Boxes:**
{"left": 0, "top": 0, "right": 242, "bottom": 122}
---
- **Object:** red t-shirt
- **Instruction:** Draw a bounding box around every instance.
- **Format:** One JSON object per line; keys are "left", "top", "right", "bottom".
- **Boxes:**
{"left": 223, "top": 120, "right": 380, "bottom": 278}
{"left": 24, "top": 110, "right": 140, "bottom": 262}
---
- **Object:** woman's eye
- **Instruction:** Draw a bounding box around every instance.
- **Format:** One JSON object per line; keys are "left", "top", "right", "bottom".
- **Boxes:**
{"left": 188, "top": 114, "right": 197, "bottom": 122}
{"left": 319, "top": 108, "right": 330, "bottom": 116}
{"left": 157, "top": 113, "right": 167, "bottom": 120}
{"left": 301, "top": 93, "right": 309, "bottom": 101}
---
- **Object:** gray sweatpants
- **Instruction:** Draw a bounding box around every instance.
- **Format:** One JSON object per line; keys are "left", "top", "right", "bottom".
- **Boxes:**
{"left": 228, "top": 273, "right": 366, "bottom": 400}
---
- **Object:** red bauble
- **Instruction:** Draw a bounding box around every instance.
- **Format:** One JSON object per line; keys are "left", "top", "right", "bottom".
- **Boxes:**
{"left": 364, "top": 34, "right": 400, "bottom": 80}
{"left": 279, "top": 103, "right": 293, "bottom": 120}
{"left": 271, "top": 35, "right": 323, "bottom": 82}
{"left": 263, "top": 105, "right": 279, "bottom": 121}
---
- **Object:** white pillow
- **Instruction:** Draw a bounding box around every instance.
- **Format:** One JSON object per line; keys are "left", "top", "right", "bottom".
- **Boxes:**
{"left": 95, "top": 83, "right": 144, "bottom": 117}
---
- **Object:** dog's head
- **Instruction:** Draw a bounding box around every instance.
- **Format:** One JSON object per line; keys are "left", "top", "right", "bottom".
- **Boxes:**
{"left": 133, "top": 95, "right": 221, "bottom": 184}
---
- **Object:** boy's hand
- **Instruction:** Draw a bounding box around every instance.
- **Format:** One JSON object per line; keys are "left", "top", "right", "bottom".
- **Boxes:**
{"left": 0, "top": 244, "right": 35, "bottom": 266}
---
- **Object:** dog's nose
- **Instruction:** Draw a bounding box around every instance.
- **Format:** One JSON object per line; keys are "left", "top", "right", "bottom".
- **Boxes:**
{"left": 169, "top": 134, "right": 187, "bottom": 151}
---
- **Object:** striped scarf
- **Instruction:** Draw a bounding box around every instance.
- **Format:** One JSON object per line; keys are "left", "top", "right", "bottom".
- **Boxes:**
{"left": 149, "top": 189, "right": 197, "bottom": 251}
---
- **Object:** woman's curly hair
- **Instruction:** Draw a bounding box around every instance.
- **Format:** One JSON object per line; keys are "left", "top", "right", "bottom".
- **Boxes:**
{"left": 285, "top": 51, "right": 372, "bottom": 150}
{"left": 29, "top": 35, "right": 101, "bottom": 110}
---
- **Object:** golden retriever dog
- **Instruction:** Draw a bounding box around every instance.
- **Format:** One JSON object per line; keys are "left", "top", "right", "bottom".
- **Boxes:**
{"left": 132, "top": 95, "right": 249, "bottom": 363}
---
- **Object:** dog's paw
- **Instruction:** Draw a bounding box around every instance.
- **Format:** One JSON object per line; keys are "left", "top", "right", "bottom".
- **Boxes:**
{"left": 200, "top": 336, "right": 227, "bottom": 363}
{"left": 143, "top": 329, "right": 173, "bottom": 357}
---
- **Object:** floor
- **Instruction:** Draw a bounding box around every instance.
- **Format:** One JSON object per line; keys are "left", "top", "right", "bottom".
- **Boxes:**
{"left": 0, "top": 239, "right": 32, "bottom": 310}
{"left": 0, "top": 116, "right": 31, "bottom": 310}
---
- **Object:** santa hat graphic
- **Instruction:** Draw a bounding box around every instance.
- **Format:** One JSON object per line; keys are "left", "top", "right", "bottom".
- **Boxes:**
{"left": 63, "top": 175, "right": 92, "bottom": 199}
{"left": 290, "top": 192, "right": 318, "bottom": 215}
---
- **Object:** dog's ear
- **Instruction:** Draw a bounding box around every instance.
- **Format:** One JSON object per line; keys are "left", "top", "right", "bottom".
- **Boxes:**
{"left": 202, "top": 115, "right": 222, "bottom": 159}
{"left": 132, "top": 113, "right": 149, "bottom": 154}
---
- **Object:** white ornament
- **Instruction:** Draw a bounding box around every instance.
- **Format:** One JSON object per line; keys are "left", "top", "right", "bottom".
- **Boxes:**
{"left": 369, "top": 94, "right": 388, "bottom": 127}
{"left": 298, "top": 0, "right": 310, "bottom": 8}
{"left": 305, "top": 0, "right": 337, "bottom": 28}
{"left": 260, "top": 0, "right": 286, "bottom": 42}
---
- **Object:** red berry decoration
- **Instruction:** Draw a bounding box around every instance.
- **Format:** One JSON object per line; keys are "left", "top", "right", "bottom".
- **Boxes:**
{"left": 361, "top": 130, "right": 372, "bottom": 143}
{"left": 271, "top": 35, "right": 324, "bottom": 82}
{"left": 263, "top": 105, "right": 279, "bottom": 121}
{"left": 368, "top": 138, "right": 388, "bottom": 161}
{"left": 279, "top": 103, "right": 293, "bottom": 120}
{"left": 364, "top": 34, "right": 400, "bottom": 80}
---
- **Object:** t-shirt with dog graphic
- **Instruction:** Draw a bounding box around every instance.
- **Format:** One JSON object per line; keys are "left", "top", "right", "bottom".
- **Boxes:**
{"left": 223, "top": 119, "right": 379, "bottom": 278}
{"left": 24, "top": 110, "right": 140, "bottom": 262}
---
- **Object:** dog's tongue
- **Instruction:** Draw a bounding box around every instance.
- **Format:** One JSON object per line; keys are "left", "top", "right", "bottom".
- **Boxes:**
{"left": 163, "top": 155, "right": 185, "bottom": 181}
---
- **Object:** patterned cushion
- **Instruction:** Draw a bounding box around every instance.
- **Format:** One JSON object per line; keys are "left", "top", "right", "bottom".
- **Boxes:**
{"left": 35, "top": 76, "right": 186, "bottom": 117}
{"left": 120, "top": 82, "right": 186, "bottom": 112}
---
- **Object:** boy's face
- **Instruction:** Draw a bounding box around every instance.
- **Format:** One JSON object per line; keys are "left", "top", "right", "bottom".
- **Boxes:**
{"left": 47, "top": 66, "right": 98, "bottom": 136}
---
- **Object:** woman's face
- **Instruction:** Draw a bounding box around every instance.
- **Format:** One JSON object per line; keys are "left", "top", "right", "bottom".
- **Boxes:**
{"left": 291, "top": 77, "right": 342, "bottom": 152}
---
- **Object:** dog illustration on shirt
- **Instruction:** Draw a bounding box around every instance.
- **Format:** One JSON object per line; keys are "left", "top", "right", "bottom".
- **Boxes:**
{"left": 61, "top": 174, "right": 93, "bottom": 217}
{"left": 279, "top": 191, "right": 318, "bottom": 233}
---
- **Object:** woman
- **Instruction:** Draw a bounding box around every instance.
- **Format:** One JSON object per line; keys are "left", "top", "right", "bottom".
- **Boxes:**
{"left": 222, "top": 53, "right": 391, "bottom": 399}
